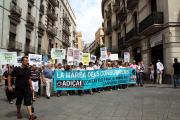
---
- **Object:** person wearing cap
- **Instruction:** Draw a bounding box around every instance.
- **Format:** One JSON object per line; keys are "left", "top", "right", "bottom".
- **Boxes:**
{"left": 76, "top": 62, "right": 84, "bottom": 96}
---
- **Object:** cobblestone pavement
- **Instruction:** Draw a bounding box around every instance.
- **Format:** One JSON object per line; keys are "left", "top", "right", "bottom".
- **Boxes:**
{"left": 0, "top": 84, "right": 180, "bottom": 120}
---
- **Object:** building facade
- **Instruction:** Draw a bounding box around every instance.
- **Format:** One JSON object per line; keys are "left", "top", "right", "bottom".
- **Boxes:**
{"left": 83, "top": 44, "right": 90, "bottom": 53}
{"left": 0, "top": 0, "right": 77, "bottom": 60}
{"left": 102, "top": 0, "right": 180, "bottom": 83}
{"left": 75, "top": 31, "right": 83, "bottom": 51}
{"left": 95, "top": 27, "right": 104, "bottom": 47}
{"left": 89, "top": 40, "right": 96, "bottom": 55}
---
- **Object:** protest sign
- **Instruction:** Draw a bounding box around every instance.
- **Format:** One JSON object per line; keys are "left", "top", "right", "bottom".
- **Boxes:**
{"left": 79, "top": 52, "right": 83, "bottom": 62}
{"left": 0, "top": 52, "right": 17, "bottom": 64}
{"left": 100, "top": 47, "right": 107, "bottom": 60}
{"left": 29, "top": 54, "right": 42, "bottom": 66}
{"left": 14, "top": 56, "right": 23, "bottom": 67}
{"left": 51, "top": 48, "right": 66, "bottom": 59}
{"left": 73, "top": 49, "right": 80, "bottom": 61}
{"left": 107, "top": 52, "right": 111, "bottom": 59}
{"left": 43, "top": 55, "right": 48, "bottom": 63}
{"left": 124, "top": 52, "right": 130, "bottom": 62}
{"left": 54, "top": 68, "right": 136, "bottom": 90}
{"left": 50, "top": 59, "right": 55, "bottom": 64}
{"left": 82, "top": 53, "right": 90, "bottom": 65}
{"left": 90, "top": 55, "right": 96, "bottom": 63}
{"left": 67, "top": 48, "right": 74, "bottom": 57}
{"left": 110, "top": 54, "right": 118, "bottom": 61}
{"left": 57, "top": 59, "right": 63, "bottom": 64}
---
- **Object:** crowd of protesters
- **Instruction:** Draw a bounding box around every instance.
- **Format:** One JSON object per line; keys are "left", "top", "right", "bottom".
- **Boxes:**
{"left": 1, "top": 56, "right": 180, "bottom": 120}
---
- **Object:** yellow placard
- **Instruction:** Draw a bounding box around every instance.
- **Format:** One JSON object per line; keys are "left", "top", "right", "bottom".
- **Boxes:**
{"left": 50, "top": 59, "right": 55, "bottom": 64}
{"left": 82, "top": 53, "right": 90, "bottom": 65}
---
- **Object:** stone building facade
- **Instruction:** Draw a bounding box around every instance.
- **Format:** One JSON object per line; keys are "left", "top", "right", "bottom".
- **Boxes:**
{"left": 102, "top": 0, "right": 180, "bottom": 83}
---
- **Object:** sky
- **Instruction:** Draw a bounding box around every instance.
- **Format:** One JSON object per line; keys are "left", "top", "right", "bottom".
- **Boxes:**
{"left": 69, "top": 0, "right": 102, "bottom": 44}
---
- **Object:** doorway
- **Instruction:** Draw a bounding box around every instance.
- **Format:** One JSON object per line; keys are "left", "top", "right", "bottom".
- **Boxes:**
{"left": 134, "top": 47, "right": 141, "bottom": 64}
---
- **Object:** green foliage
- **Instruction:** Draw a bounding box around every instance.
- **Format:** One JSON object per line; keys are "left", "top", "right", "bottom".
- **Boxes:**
{"left": 94, "top": 44, "right": 105, "bottom": 59}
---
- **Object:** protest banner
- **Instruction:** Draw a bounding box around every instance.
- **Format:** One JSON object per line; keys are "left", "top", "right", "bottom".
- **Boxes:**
{"left": 43, "top": 55, "right": 48, "bottom": 63}
{"left": 29, "top": 54, "right": 42, "bottom": 66}
{"left": 73, "top": 49, "right": 80, "bottom": 61}
{"left": 54, "top": 68, "right": 136, "bottom": 90}
{"left": 50, "top": 59, "right": 55, "bottom": 64}
{"left": 14, "top": 56, "right": 23, "bottom": 67}
{"left": 51, "top": 48, "right": 66, "bottom": 59}
{"left": 90, "top": 55, "right": 96, "bottom": 63}
{"left": 82, "top": 53, "right": 90, "bottom": 65}
{"left": 67, "top": 48, "right": 74, "bottom": 57}
{"left": 0, "top": 52, "right": 17, "bottom": 64}
{"left": 107, "top": 52, "right": 111, "bottom": 59}
{"left": 124, "top": 52, "right": 130, "bottom": 62}
{"left": 78, "top": 52, "right": 83, "bottom": 62}
{"left": 100, "top": 47, "right": 107, "bottom": 60}
{"left": 110, "top": 54, "right": 118, "bottom": 61}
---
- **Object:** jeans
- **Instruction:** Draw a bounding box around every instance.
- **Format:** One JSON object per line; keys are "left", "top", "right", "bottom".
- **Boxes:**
{"left": 89, "top": 89, "right": 92, "bottom": 93}
{"left": 139, "top": 73, "right": 144, "bottom": 85}
{"left": 57, "top": 90, "right": 61, "bottom": 95}
{"left": 4, "top": 85, "right": 8, "bottom": 97}
{"left": 173, "top": 74, "right": 180, "bottom": 88}
{"left": 136, "top": 73, "right": 140, "bottom": 84}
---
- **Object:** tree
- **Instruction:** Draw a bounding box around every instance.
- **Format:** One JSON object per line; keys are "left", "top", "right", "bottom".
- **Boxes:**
{"left": 94, "top": 44, "right": 105, "bottom": 59}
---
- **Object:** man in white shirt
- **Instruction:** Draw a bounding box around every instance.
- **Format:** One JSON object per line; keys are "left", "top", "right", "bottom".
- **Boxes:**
{"left": 76, "top": 62, "right": 84, "bottom": 96}
{"left": 93, "top": 60, "right": 101, "bottom": 93}
{"left": 156, "top": 59, "right": 164, "bottom": 84}
{"left": 138, "top": 61, "right": 145, "bottom": 87}
{"left": 86, "top": 62, "right": 94, "bottom": 95}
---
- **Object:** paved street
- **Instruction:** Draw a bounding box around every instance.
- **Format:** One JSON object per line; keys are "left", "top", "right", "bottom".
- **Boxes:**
{"left": 0, "top": 84, "right": 180, "bottom": 120}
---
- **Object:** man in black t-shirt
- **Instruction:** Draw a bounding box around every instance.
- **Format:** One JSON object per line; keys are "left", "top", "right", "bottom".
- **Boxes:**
{"left": 171, "top": 58, "right": 180, "bottom": 88}
{"left": 8, "top": 57, "right": 37, "bottom": 120}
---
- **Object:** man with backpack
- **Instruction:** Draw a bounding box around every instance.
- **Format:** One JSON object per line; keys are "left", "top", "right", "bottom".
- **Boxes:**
{"left": 8, "top": 57, "right": 37, "bottom": 120}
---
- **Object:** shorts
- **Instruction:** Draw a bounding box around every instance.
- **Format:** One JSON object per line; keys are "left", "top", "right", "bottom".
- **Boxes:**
{"left": 16, "top": 87, "right": 32, "bottom": 106}
{"left": 0, "top": 75, "right": 2, "bottom": 81}
{"left": 32, "top": 81, "right": 39, "bottom": 92}
{"left": 150, "top": 71, "right": 154, "bottom": 79}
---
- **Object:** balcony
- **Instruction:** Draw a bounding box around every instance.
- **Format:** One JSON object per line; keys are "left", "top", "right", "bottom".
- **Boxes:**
{"left": 63, "top": 14, "right": 71, "bottom": 26}
{"left": 37, "top": 49, "right": 45, "bottom": 55}
{"left": 127, "top": 0, "right": 138, "bottom": 10}
{"left": 49, "top": 0, "right": 58, "bottom": 7}
{"left": 139, "top": 12, "right": 164, "bottom": 36}
{"left": 106, "top": 10, "right": 112, "bottom": 18}
{"left": 73, "top": 29, "right": 76, "bottom": 34}
{"left": 47, "top": 9, "right": 57, "bottom": 21}
{"left": 113, "top": 20, "right": 121, "bottom": 30}
{"left": 27, "top": 0, "right": 34, "bottom": 6}
{"left": 26, "top": 14, "right": 35, "bottom": 25}
{"left": 118, "top": 37, "right": 128, "bottom": 48}
{"left": 38, "top": 22, "right": 45, "bottom": 31}
{"left": 10, "top": 3, "right": 22, "bottom": 17}
{"left": 126, "top": 28, "right": 141, "bottom": 44}
{"left": 24, "top": 45, "right": 35, "bottom": 53}
{"left": 113, "top": 2, "right": 120, "bottom": 12}
{"left": 112, "top": 45, "right": 119, "bottom": 53}
{"left": 40, "top": 4, "right": 44, "bottom": 15}
{"left": 7, "top": 41, "right": 23, "bottom": 51}
{"left": 119, "top": 7, "right": 127, "bottom": 22}
{"left": 63, "top": 27, "right": 71, "bottom": 36}
{"left": 46, "top": 26, "right": 57, "bottom": 37}
{"left": 62, "top": 38, "right": 70, "bottom": 46}
{"left": 105, "top": 26, "right": 113, "bottom": 35}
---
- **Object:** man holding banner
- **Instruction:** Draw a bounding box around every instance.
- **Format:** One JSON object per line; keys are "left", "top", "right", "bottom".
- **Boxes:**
{"left": 86, "top": 62, "right": 94, "bottom": 95}
{"left": 8, "top": 57, "right": 37, "bottom": 120}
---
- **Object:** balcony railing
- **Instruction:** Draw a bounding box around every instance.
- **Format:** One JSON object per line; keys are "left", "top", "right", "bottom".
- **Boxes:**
{"left": 119, "top": 7, "right": 127, "bottom": 21}
{"left": 7, "top": 41, "right": 23, "bottom": 51}
{"left": 62, "top": 38, "right": 70, "bottom": 46}
{"left": 10, "top": 3, "right": 22, "bottom": 17}
{"left": 38, "top": 22, "right": 45, "bottom": 31}
{"left": 112, "top": 45, "right": 119, "bottom": 52}
{"left": 127, "top": 0, "right": 138, "bottom": 10}
{"left": 126, "top": 28, "right": 140, "bottom": 41}
{"left": 24, "top": 45, "right": 35, "bottom": 53}
{"left": 46, "top": 26, "right": 57, "bottom": 36}
{"left": 26, "top": 14, "right": 35, "bottom": 24}
{"left": 63, "top": 14, "right": 71, "bottom": 26}
{"left": 49, "top": 0, "right": 58, "bottom": 7}
{"left": 112, "top": 20, "right": 121, "bottom": 30}
{"left": 118, "top": 37, "right": 125, "bottom": 46}
{"left": 106, "top": 10, "right": 112, "bottom": 18}
{"left": 40, "top": 4, "right": 44, "bottom": 15}
{"left": 37, "top": 49, "right": 45, "bottom": 55}
{"left": 105, "top": 26, "right": 113, "bottom": 35}
{"left": 63, "top": 27, "right": 71, "bottom": 36}
{"left": 113, "top": 2, "right": 120, "bottom": 12}
{"left": 27, "top": 0, "right": 34, "bottom": 6}
{"left": 139, "top": 12, "right": 164, "bottom": 34}
{"left": 47, "top": 9, "right": 57, "bottom": 21}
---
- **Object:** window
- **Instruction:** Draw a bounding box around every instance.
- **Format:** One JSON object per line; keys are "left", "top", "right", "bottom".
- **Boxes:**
{"left": 151, "top": 0, "right": 157, "bottom": 12}
{"left": 9, "top": 32, "right": 16, "bottom": 46}
{"left": 109, "top": 37, "right": 112, "bottom": 50}
{"left": 75, "top": 45, "right": 78, "bottom": 49}
{"left": 60, "top": 18, "right": 61, "bottom": 24}
{"left": 60, "top": 45, "right": 62, "bottom": 49}
{"left": 56, "top": 43, "right": 58, "bottom": 48}
{"left": 28, "top": 5, "right": 31, "bottom": 15}
{"left": 38, "top": 45, "right": 41, "bottom": 54}
{"left": 48, "top": 39, "right": 51, "bottom": 52}
{"left": 107, "top": 19, "right": 111, "bottom": 27}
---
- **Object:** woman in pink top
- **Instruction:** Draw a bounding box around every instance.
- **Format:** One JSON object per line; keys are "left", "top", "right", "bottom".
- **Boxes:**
{"left": 129, "top": 60, "right": 138, "bottom": 87}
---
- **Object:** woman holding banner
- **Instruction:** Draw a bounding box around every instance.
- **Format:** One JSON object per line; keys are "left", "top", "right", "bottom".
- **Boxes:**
{"left": 86, "top": 62, "right": 94, "bottom": 95}
{"left": 106, "top": 62, "right": 113, "bottom": 91}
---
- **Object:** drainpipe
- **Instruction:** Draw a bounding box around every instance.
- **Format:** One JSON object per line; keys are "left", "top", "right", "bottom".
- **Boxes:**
{"left": 1, "top": 0, "right": 5, "bottom": 48}
{"left": 34, "top": 0, "right": 38, "bottom": 52}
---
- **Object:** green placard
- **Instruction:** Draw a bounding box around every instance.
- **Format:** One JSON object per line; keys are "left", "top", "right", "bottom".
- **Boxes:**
{"left": 1, "top": 52, "right": 17, "bottom": 64}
